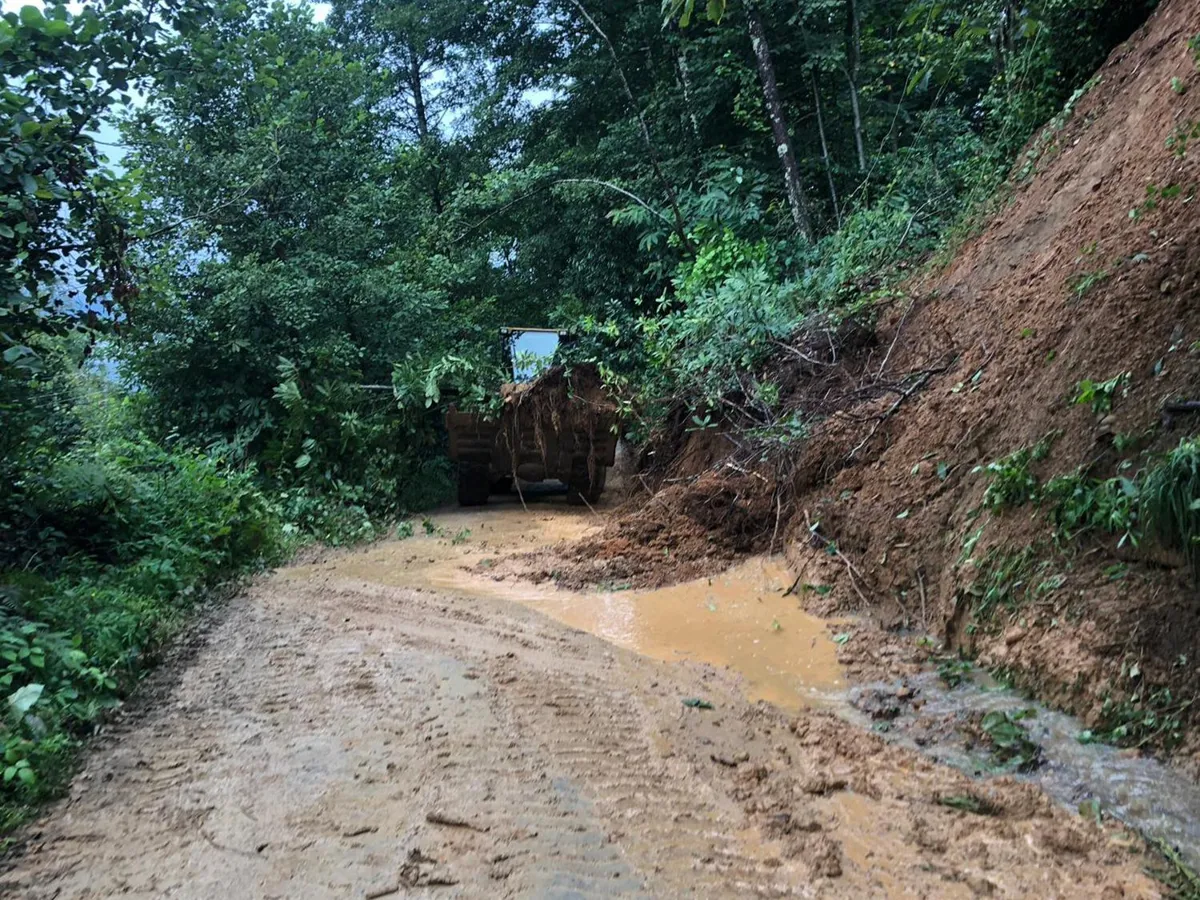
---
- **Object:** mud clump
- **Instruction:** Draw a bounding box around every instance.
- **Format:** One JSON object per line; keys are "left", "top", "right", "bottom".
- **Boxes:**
{"left": 504, "top": 471, "right": 776, "bottom": 589}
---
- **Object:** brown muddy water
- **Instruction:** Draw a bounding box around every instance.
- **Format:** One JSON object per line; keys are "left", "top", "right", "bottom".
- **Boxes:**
{"left": 292, "top": 495, "right": 1200, "bottom": 869}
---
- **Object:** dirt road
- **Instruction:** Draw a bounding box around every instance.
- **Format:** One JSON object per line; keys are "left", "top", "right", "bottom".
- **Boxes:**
{"left": 0, "top": 497, "right": 1163, "bottom": 897}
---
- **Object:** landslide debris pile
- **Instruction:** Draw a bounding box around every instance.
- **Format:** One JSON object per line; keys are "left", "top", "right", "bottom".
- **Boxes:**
{"left": 555, "top": 1, "right": 1200, "bottom": 752}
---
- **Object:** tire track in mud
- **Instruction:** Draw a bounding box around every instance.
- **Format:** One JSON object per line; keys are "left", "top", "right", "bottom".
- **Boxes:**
{"left": 0, "top": 541, "right": 1166, "bottom": 899}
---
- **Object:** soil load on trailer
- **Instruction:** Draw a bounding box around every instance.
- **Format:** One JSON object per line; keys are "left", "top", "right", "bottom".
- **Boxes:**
{"left": 446, "top": 363, "right": 618, "bottom": 506}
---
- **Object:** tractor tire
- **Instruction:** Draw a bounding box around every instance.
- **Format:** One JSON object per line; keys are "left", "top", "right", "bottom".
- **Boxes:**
{"left": 457, "top": 462, "right": 491, "bottom": 507}
{"left": 566, "top": 460, "right": 607, "bottom": 506}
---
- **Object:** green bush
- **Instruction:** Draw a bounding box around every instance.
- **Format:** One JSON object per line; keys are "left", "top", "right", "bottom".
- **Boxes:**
{"left": 1, "top": 368, "right": 286, "bottom": 823}
{"left": 975, "top": 436, "right": 1056, "bottom": 512}
{"left": 641, "top": 229, "right": 806, "bottom": 405}
{"left": 1042, "top": 469, "right": 1139, "bottom": 547}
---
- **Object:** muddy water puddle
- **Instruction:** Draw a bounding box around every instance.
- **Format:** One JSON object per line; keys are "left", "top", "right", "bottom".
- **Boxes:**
{"left": 516, "top": 556, "right": 847, "bottom": 709}
{"left": 293, "top": 497, "right": 848, "bottom": 710}
{"left": 295, "top": 498, "right": 1200, "bottom": 867}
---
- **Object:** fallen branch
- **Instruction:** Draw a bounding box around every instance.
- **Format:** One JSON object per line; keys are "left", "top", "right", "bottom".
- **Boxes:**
{"left": 845, "top": 358, "right": 955, "bottom": 462}
{"left": 916, "top": 567, "right": 928, "bottom": 629}
{"left": 1162, "top": 400, "right": 1200, "bottom": 429}
{"left": 875, "top": 299, "right": 913, "bottom": 379}
{"left": 770, "top": 338, "right": 832, "bottom": 369}
{"left": 803, "top": 510, "right": 871, "bottom": 607}
{"left": 770, "top": 488, "right": 783, "bottom": 555}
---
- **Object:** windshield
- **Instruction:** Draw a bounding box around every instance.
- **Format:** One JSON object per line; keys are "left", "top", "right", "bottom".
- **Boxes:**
{"left": 509, "top": 330, "right": 560, "bottom": 382}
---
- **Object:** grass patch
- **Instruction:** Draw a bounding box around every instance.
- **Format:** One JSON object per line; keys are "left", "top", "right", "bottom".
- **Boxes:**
{"left": 1141, "top": 437, "right": 1200, "bottom": 579}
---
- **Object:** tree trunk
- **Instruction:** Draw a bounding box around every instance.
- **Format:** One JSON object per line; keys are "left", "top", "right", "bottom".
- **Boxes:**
{"left": 675, "top": 46, "right": 703, "bottom": 146}
{"left": 409, "top": 44, "right": 429, "bottom": 142}
{"left": 845, "top": 0, "right": 867, "bottom": 172}
{"left": 746, "top": 4, "right": 814, "bottom": 241}
{"left": 408, "top": 42, "right": 443, "bottom": 214}
{"left": 811, "top": 72, "right": 840, "bottom": 228}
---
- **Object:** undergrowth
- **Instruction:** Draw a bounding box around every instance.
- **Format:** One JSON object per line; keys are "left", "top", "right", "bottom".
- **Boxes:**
{"left": 0, "top": 364, "right": 291, "bottom": 833}
{"left": 1151, "top": 837, "right": 1200, "bottom": 900}
{"left": 963, "top": 433, "right": 1200, "bottom": 754}
{"left": 975, "top": 430, "right": 1200, "bottom": 561}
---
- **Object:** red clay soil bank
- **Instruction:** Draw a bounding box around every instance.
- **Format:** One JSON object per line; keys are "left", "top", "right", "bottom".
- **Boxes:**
{"left": 795, "top": 0, "right": 1200, "bottom": 759}
{"left": 561, "top": 0, "right": 1200, "bottom": 760}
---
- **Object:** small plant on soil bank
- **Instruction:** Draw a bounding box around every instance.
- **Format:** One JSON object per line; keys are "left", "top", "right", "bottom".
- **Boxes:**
{"left": 1042, "top": 469, "right": 1139, "bottom": 547}
{"left": 1140, "top": 438, "right": 1200, "bottom": 579}
{"left": 1079, "top": 657, "right": 1194, "bottom": 750}
{"left": 974, "top": 433, "right": 1057, "bottom": 512}
{"left": 1072, "top": 372, "right": 1128, "bottom": 414}
{"left": 1069, "top": 266, "right": 1110, "bottom": 298}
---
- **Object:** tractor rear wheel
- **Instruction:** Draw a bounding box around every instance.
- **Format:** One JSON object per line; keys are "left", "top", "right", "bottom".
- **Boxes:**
{"left": 457, "top": 462, "right": 491, "bottom": 506}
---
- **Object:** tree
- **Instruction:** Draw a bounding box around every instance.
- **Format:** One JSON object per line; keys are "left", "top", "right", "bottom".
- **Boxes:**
{"left": 119, "top": 1, "right": 459, "bottom": 510}
{"left": 0, "top": 0, "right": 190, "bottom": 373}
{"left": 745, "top": 2, "right": 814, "bottom": 239}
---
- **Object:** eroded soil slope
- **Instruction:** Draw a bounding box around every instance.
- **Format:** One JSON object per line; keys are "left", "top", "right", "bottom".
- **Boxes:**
{"left": 781, "top": 0, "right": 1200, "bottom": 745}
{"left": 0, "top": 502, "right": 1162, "bottom": 898}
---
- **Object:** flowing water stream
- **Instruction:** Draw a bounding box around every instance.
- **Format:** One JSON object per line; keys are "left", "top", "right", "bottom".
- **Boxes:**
{"left": 883, "top": 670, "right": 1200, "bottom": 869}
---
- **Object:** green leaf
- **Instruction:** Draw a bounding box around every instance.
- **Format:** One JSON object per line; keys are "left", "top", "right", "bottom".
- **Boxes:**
{"left": 44, "top": 18, "right": 71, "bottom": 37}
{"left": 19, "top": 5, "right": 46, "bottom": 27}
{"left": 294, "top": 453, "right": 311, "bottom": 469}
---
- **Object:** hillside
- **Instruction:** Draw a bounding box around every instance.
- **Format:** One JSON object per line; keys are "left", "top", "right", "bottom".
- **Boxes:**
{"left": 548, "top": 0, "right": 1200, "bottom": 761}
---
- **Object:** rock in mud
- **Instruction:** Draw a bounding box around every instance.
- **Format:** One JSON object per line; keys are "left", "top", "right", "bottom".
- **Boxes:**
{"left": 849, "top": 684, "right": 909, "bottom": 720}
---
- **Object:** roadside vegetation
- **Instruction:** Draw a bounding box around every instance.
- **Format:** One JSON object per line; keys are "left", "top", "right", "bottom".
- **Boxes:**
{"left": 1, "top": 0, "right": 1178, "bottom": 831}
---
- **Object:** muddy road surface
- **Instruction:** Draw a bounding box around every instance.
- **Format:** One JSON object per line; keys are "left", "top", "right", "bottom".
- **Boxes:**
{"left": 1, "top": 496, "right": 1164, "bottom": 897}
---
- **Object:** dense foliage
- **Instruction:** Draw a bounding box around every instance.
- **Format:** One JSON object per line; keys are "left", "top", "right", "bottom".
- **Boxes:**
{"left": 1, "top": 0, "right": 1157, "bottom": 826}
